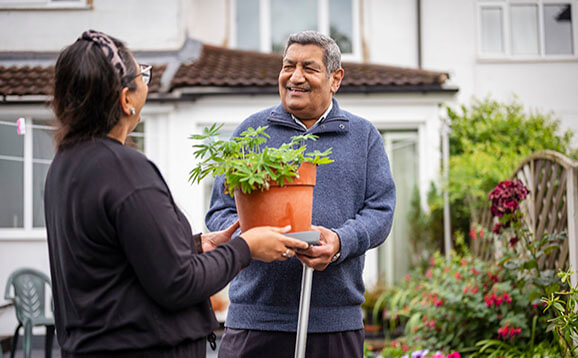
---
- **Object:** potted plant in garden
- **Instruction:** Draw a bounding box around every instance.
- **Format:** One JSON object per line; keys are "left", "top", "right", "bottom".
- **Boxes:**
{"left": 189, "top": 124, "right": 333, "bottom": 235}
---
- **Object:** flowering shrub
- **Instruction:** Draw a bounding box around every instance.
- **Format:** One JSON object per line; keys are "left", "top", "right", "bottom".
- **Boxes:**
{"left": 379, "top": 179, "right": 567, "bottom": 356}
{"left": 392, "top": 252, "right": 546, "bottom": 353}
{"left": 487, "top": 179, "right": 528, "bottom": 218}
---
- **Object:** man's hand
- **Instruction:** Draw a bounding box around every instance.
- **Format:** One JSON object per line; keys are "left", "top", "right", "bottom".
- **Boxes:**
{"left": 295, "top": 225, "right": 341, "bottom": 271}
{"left": 201, "top": 220, "right": 240, "bottom": 252}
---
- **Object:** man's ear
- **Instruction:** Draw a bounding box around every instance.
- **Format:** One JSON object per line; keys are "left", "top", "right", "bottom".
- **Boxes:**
{"left": 119, "top": 87, "right": 132, "bottom": 116}
{"left": 330, "top": 68, "right": 344, "bottom": 94}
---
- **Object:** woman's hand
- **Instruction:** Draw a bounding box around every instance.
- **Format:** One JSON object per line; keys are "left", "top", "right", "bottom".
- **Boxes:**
{"left": 240, "top": 225, "right": 310, "bottom": 262}
{"left": 201, "top": 220, "right": 240, "bottom": 252}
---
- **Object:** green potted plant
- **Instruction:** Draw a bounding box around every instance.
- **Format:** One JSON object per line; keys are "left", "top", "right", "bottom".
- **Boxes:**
{"left": 189, "top": 124, "right": 333, "bottom": 233}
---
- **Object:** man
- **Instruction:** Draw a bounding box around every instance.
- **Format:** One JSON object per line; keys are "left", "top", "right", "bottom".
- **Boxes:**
{"left": 206, "top": 31, "right": 396, "bottom": 358}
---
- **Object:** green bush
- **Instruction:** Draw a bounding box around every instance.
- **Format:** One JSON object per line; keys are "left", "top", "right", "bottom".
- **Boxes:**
{"left": 446, "top": 97, "right": 576, "bottom": 237}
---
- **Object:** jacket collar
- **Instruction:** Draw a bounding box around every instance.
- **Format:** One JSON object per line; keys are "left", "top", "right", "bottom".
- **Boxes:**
{"left": 268, "top": 97, "right": 349, "bottom": 135}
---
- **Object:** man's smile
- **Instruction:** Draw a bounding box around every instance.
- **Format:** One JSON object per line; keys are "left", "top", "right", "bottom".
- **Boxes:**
{"left": 287, "top": 86, "right": 311, "bottom": 93}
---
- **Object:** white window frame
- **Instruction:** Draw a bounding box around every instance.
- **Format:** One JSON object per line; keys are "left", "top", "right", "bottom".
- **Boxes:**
{"left": 229, "top": 0, "right": 361, "bottom": 62}
{"left": 477, "top": 0, "right": 578, "bottom": 61}
{"left": 0, "top": 117, "right": 53, "bottom": 240}
{"left": 0, "top": 0, "right": 90, "bottom": 10}
{"left": 0, "top": 114, "right": 147, "bottom": 241}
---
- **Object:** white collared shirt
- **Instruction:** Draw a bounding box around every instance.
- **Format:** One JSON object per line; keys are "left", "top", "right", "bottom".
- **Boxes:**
{"left": 291, "top": 101, "right": 333, "bottom": 132}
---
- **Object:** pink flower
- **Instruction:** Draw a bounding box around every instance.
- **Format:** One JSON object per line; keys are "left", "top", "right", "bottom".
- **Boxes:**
{"left": 493, "top": 223, "right": 502, "bottom": 234}
{"left": 469, "top": 227, "right": 477, "bottom": 240}
{"left": 432, "top": 354, "right": 445, "bottom": 358}
{"left": 489, "top": 179, "right": 529, "bottom": 218}
{"left": 447, "top": 353, "right": 461, "bottom": 358}
{"left": 426, "top": 269, "right": 433, "bottom": 278}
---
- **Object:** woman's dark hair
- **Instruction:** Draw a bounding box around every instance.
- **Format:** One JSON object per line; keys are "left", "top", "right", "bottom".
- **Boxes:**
{"left": 52, "top": 34, "right": 138, "bottom": 149}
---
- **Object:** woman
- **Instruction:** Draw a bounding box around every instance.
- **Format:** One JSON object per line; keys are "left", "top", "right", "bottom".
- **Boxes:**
{"left": 44, "top": 30, "right": 308, "bottom": 358}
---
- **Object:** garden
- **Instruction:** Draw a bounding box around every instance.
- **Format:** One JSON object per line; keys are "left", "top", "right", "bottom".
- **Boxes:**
{"left": 362, "top": 98, "right": 578, "bottom": 358}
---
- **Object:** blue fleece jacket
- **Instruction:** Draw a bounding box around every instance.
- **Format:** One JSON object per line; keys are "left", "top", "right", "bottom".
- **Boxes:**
{"left": 206, "top": 98, "right": 396, "bottom": 332}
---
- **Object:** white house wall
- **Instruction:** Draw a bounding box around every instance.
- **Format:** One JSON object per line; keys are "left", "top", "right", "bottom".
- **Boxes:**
{"left": 0, "top": 0, "right": 186, "bottom": 52}
{"left": 363, "top": 0, "right": 419, "bottom": 67}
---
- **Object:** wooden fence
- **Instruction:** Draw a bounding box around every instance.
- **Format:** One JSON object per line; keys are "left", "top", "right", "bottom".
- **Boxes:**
{"left": 471, "top": 150, "right": 578, "bottom": 284}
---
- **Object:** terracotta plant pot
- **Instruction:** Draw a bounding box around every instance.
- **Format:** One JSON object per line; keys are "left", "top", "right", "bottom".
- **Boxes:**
{"left": 234, "top": 162, "right": 316, "bottom": 233}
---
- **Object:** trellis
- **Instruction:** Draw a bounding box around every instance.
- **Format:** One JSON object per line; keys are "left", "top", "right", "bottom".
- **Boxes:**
{"left": 471, "top": 150, "right": 578, "bottom": 284}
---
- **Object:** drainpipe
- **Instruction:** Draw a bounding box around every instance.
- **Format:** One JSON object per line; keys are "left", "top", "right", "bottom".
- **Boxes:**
{"left": 417, "top": 0, "right": 422, "bottom": 68}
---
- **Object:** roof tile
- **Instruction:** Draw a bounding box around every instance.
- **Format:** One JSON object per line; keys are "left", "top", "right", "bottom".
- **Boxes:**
{"left": 171, "top": 45, "right": 449, "bottom": 91}
{"left": 0, "top": 64, "right": 166, "bottom": 97}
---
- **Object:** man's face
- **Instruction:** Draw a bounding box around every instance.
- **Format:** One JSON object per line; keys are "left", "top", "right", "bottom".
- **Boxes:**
{"left": 279, "top": 44, "right": 343, "bottom": 121}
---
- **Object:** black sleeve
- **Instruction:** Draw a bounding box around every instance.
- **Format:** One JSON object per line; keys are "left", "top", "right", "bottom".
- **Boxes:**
{"left": 114, "top": 186, "right": 251, "bottom": 311}
{"left": 192, "top": 233, "right": 203, "bottom": 253}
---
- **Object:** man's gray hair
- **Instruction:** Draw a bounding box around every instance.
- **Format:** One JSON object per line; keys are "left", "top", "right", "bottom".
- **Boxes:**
{"left": 283, "top": 31, "right": 342, "bottom": 76}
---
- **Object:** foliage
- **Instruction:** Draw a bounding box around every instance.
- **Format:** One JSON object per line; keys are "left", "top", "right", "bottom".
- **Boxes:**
{"left": 189, "top": 124, "right": 333, "bottom": 196}
{"left": 446, "top": 97, "right": 576, "bottom": 236}
{"left": 407, "top": 184, "right": 443, "bottom": 266}
{"left": 379, "top": 179, "right": 569, "bottom": 356}
{"left": 471, "top": 339, "right": 561, "bottom": 358}
{"left": 542, "top": 269, "right": 578, "bottom": 357}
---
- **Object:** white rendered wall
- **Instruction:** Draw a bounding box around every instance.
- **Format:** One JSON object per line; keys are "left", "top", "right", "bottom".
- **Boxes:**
{"left": 186, "top": 0, "right": 228, "bottom": 47}
{"left": 0, "top": 0, "right": 185, "bottom": 52}
{"left": 363, "top": 0, "right": 418, "bottom": 67}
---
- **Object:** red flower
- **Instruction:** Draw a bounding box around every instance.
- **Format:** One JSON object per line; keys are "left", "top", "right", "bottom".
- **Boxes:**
{"left": 469, "top": 227, "right": 477, "bottom": 240}
{"left": 509, "top": 237, "right": 520, "bottom": 247}
{"left": 455, "top": 272, "right": 461, "bottom": 280}
{"left": 493, "top": 223, "right": 502, "bottom": 234}
{"left": 489, "top": 179, "right": 529, "bottom": 218}
{"left": 426, "top": 269, "right": 433, "bottom": 278}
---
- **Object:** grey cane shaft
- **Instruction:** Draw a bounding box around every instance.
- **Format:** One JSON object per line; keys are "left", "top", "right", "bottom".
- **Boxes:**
{"left": 295, "top": 264, "right": 314, "bottom": 358}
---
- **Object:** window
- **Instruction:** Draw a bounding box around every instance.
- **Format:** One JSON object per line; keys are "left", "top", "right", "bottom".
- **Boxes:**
{"left": 231, "top": 0, "right": 360, "bottom": 60}
{"left": 378, "top": 132, "right": 419, "bottom": 284}
{"left": 478, "top": 0, "right": 576, "bottom": 58}
{"left": 0, "top": 118, "right": 145, "bottom": 235}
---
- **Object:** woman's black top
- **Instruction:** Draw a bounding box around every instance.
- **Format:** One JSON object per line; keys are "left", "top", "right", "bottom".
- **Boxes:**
{"left": 44, "top": 137, "right": 250, "bottom": 356}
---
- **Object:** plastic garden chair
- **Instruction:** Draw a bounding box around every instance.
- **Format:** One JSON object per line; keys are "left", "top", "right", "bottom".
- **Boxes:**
{"left": 4, "top": 268, "right": 55, "bottom": 358}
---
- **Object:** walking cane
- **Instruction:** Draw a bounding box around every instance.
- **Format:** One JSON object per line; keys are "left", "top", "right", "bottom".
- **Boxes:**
{"left": 286, "top": 231, "right": 320, "bottom": 358}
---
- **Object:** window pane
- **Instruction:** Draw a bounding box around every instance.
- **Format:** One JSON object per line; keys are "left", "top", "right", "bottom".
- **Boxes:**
{"left": 0, "top": 160, "right": 24, "bottom": 228}
{"left": 481, "top": 6, "right": 504, "bottom": 53}
{"left": 271, "top": 0, "right": 318, "bottom": 53}
{"left": 236, "top": 0, "right": 261, "bottom": 51}
{"left": 0, "top": 121, "right": 24, "bottom": 157}
{"left": 544, "top": 4, "right": 573, "bottom": 55}
{"left": 33, "top": 163, "right": 50, "bottom": 227}
{"left": 32, "top": 120, "right": 56, "bottom": 160}
{"left": 511, "top": 4, "right": 539, "bottom": 55}
{"left": 127, "top": 122, "right": 145, "bottom": 153}
{"left": 330, "top": 0, "right": 353, "bottom": 54}
{"left": 32, "top": 120, "right": 56, "bottom": 227}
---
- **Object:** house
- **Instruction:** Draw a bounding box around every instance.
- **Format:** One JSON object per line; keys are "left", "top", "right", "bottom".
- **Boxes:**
{"left": 1, "top": 0, "right": 576, "bottom": 337}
